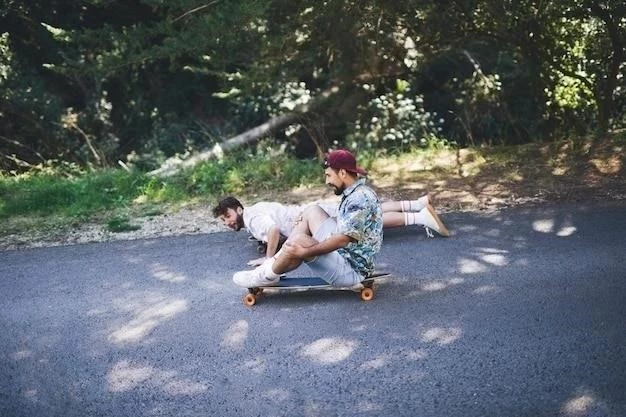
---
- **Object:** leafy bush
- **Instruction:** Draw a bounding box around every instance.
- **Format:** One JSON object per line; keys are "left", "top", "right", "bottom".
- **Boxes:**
{"left": 347, "top": 81, "right": 446, "bottom": 153}
{"left": 185, "top": 148, "right": 320, "bottom": 197}
{"left": 186, "top": 160, "right": 231, "bottom": 196}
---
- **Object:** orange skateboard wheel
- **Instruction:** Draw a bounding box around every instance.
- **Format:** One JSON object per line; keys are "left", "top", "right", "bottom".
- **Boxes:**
{"left": 243, "top": 293, "right": 257, "bottom": 306}
{"left": 360, "top": 287, "right": 374, "bottom": 301}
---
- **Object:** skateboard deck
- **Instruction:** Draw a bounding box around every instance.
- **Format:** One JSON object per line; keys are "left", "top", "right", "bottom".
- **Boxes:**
{"left": 242, "top": 271, "right": 390, "bottom": 306}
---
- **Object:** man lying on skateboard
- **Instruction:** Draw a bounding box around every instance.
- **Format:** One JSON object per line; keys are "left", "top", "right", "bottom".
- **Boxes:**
{"left": 232, "top": 149, "right": 384, "bottom": 289}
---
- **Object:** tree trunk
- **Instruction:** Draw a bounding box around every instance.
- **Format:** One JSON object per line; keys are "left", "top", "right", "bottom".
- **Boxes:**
{"left": 587, "top": 0, "right": 625, "bottom": 135}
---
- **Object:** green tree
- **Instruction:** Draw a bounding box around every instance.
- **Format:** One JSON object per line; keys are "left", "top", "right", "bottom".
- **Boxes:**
{"left": 1, "top": 0, "right": 624, "bottom": 173}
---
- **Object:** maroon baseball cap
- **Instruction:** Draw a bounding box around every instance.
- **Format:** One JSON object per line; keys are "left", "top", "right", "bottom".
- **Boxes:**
{"left": 323, "top": 149, "right": 367, "bottom": 176}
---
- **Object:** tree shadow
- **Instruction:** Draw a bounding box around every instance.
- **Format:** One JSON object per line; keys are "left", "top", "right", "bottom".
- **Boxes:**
{"left": 371, "top": 136, "right": 625, "bottom": 213}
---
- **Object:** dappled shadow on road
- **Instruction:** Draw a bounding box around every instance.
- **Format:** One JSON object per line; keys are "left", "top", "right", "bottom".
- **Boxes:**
{"left": 560, "top": 387, "right": 615, "bottom": 417}
{"left": 1, "top": 204, "right": 624, "bottom": 416}
{"left": 106, "top": 360, "right": 209, "bottom": 395}
{"left": 107, "top": 295, "right": 188, "bottom": 345}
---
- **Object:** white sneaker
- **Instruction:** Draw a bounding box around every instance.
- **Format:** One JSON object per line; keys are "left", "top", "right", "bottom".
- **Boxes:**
{"left": 420, "top": 204, "right": 450, "bottom": 237}
{"left": 416, "top": 195, "right": 430, "bottom": 211}
{"left": 232, "top": 258, "right": 280, "bottom": 288}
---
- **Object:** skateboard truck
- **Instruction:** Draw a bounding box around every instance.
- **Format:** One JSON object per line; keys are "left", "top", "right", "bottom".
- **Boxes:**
{"left": 249, "top": 235, "right": 287, "bottom": 255}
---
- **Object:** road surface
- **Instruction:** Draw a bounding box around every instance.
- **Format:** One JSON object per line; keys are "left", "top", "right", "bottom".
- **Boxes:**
{"left": 1, "top": 202, "right": 625, "bottom": 417}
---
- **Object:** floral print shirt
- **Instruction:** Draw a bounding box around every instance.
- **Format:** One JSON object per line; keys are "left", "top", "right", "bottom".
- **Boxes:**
{"left": 335, "top": 178, "right": 384, "bottom": 277}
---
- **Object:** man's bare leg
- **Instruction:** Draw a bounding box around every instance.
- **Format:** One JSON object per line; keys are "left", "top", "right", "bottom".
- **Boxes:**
{"left": 291, "top": 204, "right": 330, "bottom": 236}
{"left": 381, "top": 200, "right": 450, "bottom": 237}
{"left": 271, "top": 205, "right": 330, "bottom": 274}
{"left": 272, "top": 233, "right": 320, "bottom": 274}
{"left": 381, "top": 195, "right": 430, "bottom": 213}
{"left": 382, "top": 212, "right": 406, "bottom": 228}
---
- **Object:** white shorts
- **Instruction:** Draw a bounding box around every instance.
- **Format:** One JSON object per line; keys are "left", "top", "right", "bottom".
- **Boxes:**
{"left": 305, "top": 217, "right": 362, "bottom": 287}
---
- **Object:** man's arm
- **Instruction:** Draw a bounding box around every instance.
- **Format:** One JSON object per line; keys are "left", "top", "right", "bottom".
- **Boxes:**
{"left": 283, "top": 233, "right": 353, "bottom": 259}
{"left": 246, "top": 214, "right": 281, "bottom": 266}
{"left": 265, "top": 225, "right": 282, "bottom": 258}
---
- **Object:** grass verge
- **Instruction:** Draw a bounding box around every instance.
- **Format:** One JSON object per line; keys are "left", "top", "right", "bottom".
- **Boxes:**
{"left": 0, "top": 150, "right": 322, "bottom": 237}
{"left": 0, "top": 134, "right": 623, "bottom": 241}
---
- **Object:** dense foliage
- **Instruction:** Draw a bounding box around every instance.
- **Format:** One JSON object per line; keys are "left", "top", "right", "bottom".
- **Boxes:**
{"left": 1, "top": 0, "right": 624, "bottom": 172}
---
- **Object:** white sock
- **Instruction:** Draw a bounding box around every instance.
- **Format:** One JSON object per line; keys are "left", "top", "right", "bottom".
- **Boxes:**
{"left": 400, "top": 195, "right": 429, "bottom": 212}
{"left": 263, "top": 257, "right": 280, "bottom": 279}
{"left": 404, "top": 212, "right": 423, "bottom": 226}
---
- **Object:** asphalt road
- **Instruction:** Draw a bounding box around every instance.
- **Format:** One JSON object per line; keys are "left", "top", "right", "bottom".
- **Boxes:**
{"left": 1, "top": 202, "right": 625, "bottom": 417}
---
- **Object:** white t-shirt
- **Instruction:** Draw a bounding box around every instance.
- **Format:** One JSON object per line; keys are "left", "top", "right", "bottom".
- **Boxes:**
{"left": 243, "top": 201, "right": 338, "bottom": 242}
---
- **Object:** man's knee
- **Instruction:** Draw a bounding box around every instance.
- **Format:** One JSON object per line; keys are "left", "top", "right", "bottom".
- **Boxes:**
{"left": 281, "top": 234, "right": 317, "bottom": 262}
{"left": 303, "top": 204, "right": 329, "bottom": 220}
{"left": 301, "top": 205, "right": 331, "bottom": 235}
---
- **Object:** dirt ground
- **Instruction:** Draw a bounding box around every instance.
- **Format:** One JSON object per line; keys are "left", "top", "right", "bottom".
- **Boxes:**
{"left": 1, "top": 137, "right": 623, "bottom": 251}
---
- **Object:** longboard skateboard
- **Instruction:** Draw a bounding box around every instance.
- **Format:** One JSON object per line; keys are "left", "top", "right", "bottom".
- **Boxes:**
{"left": 242, "top": 271, "right": 390, "bottom": 306}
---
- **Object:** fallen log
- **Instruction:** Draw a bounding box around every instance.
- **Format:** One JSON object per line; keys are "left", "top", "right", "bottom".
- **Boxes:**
{"left": 148, "top": 86, "right": 340, "bottom": 177}
{"left": 148, "top": 112, "right": 298, "bottom": 177}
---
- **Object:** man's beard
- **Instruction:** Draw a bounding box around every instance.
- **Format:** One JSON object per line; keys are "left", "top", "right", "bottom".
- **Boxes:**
{"left": 331, "top": 184, "right": 344, "bottom": 195}
{"left": 235, "top": 213, "right": 245, "bottom": 231}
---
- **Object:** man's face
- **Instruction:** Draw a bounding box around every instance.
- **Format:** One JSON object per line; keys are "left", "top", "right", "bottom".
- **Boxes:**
{"left": 325, "top": 167, "right": 345, "bottom": 195}
{"left": 218, "top": 207, "right": 244, "bottom": 231}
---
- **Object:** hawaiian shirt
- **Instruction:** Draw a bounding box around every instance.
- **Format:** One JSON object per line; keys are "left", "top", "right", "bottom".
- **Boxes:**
{"left": 335, "top": 178, "right": 384, "bottom": 277}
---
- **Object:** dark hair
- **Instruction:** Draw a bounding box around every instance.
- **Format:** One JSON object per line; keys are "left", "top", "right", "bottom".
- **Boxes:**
{"left": 212, "top": 196, "right": 243, "bottom": 217}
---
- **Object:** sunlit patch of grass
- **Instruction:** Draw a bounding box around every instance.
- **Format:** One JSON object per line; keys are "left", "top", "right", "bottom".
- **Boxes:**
{"left": 0, "top": 169, "right": 149, "bottom": 219}
{"left": 500, "top": 169, "right": 524, "bottom": 182}
{"left": 0, "top": 150, "right": 324, "bottom": 239}
{"left": 590, "top": 155, "right": 621, "bottom": 174}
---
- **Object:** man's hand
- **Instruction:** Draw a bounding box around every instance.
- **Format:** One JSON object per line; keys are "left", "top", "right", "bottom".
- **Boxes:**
{"left": 282, "top": 234, "right": 352, "bottom": 261}
{"left": 281, "top": 241, "right": 311, "bottom": 259}
{"left": 247, "top": 257, "right": 267, "bottom": 266}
